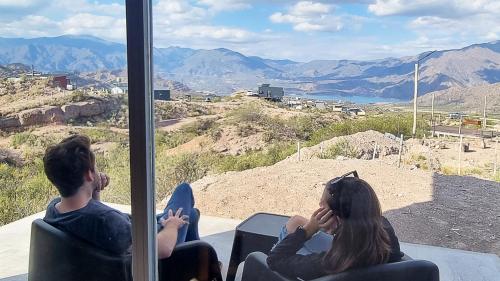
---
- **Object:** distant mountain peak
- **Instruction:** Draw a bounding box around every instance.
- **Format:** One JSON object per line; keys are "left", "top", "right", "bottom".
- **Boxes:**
{"left": 0, "top": 35, "right": 499, "bottom": 100}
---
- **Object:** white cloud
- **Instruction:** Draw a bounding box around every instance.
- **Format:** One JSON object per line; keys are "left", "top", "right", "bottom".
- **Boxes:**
{"left": 0, "top": 13, "right": 126, "bottom": 41}
{"left": 52, "top": 0, "right": 125, "bottom": 17}
{"left": 151, "top": 0, "right": 271, "bottom": 46}
{"left": 270, "top": 1, "right": 345, "bottom": 32}
{"left": 290, "top": 1, "right": 333, "bottom": 15}
{"left": 0, "top": 0, "right": 45, "bottom": 19}
{"left": 62, "top": 13, "right": 126, "bottom": 41}
{"left": 407, "top": 11, "right": 500, "bottom": 44}
{"left": 0, "top": 15, "right": 59, "bottom": 37}
{"left": 369, "top": 0, "right": 500, "bottom": 18}
{"left": 197, "top": 0, "right": 251, "bottom": 11}
{"left": 368, "top": 0, "right": 500, "bottom": 57}
{"left": 0, "top": 0, "right": 43, "bottom": 8}
{"left": 168, "top": 25, "right": 263, "bottom": 43}
{"left": 154, "top": 0, "right": 209, "bottom": 28}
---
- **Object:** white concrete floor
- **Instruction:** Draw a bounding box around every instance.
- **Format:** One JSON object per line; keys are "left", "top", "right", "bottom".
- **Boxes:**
{"left": 1, "top": 203, "right": 499, "bottom": 281}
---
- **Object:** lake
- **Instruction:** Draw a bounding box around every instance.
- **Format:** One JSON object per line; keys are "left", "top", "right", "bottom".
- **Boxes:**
{"left": 286, "top": 93, "right": 406, "bottom": 104}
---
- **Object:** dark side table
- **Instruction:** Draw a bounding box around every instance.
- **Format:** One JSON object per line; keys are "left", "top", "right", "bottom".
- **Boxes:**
{"left": 226, "top": 212, "right": 290, "bottom": 281}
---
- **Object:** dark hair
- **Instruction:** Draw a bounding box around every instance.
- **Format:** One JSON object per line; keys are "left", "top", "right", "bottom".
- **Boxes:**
{"left": 43, "top": 135, "right": 95, "bottom": 197}
{"left": 323, "top": 177, "right": 391, "bottom": 273}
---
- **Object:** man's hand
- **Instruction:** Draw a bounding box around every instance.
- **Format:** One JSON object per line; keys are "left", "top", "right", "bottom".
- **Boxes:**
{"left": 92, "top": 172, "right": 109, "bottom": 200}
{"left": 96, "top": 172, "right": 109, "bottom": 192}
{"left": 160, "top": 208, "right": 189, "bottom": 230}
{"left": 157, "top": 208, "right": 189, "bottom": 258}
{"left": 303, "top": 207, "right": 333, "bottom": 239}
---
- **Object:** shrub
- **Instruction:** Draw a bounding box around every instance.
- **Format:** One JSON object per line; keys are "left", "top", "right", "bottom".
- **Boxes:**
{"left": 237, "top": 124, "right": 258, "bottom": 137}
{"left": 69, "top": 90, "right": 89, "bottom": 102}
{"left": 229, "top": 103, "right": 264, "bottom": 123}
{"left": 11, "top": 132, "right": 35, "bottom": 148}
{"left": 181, "top": 118, "right": 216, "bottom": 136}
{"left": 95, "top": 143, "right": 131, "bottom": 205}
{"left": 307, "top": 114, "right": 429, "bottom": 146}
{"left": 319, "top": 139, "right": 358, "bottom": 159}
{"left": 156, "top": 130, "right": 197, "bottom": 149}
{"left": 77, "top": 128, "right": 128, "bottom": 143}
{"left": 0, "top": 159, "right": 57, "bottom": 225}
{"left": 211, "top": 142, "right": 296, "bottom": 173}
{"left": 260, "top": 115, "right": 325, "bottom": 143}
{"left": 11, "top": 132, "right": 59, "bottom": 149}
{"left": 208, "top": 127, "right": 223, "bottom": 141}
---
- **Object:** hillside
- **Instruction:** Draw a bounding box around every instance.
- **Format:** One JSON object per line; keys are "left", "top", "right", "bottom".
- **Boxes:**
{"left": 1, "top": 79, "right": 498, "bottom": 256}
{"left": 0, "top": 63, "right": 31, "bottom": 78}
{"left": 1, "top": 35, "right": 499, "bottom": 99}
{"left": 192, "top": 155, "right": 500, "bottom": 255}
{"left": 418, "top": 83, "right": 500, "bottom": 114}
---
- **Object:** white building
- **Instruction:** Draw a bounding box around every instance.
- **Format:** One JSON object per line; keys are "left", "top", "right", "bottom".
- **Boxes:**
{"left": 111, "top": 86, "right": 124, "bottom": 94}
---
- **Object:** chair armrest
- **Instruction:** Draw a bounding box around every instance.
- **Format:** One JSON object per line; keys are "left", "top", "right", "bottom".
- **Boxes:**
{"left": 401, "top": 253, "right": 413, "bottom": 261}
{"left": 159, "top": 240, "right": 222, "bottom": 281}
{"left": 241, "top": 252, "right": 292, "bottom": 281}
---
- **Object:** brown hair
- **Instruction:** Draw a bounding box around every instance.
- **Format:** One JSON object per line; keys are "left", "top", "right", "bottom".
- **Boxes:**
{"left": 43, "top": 135, "right": 95, "bottom": 197}
{"left": 323, "top": 177, "right": 391, "bottom": 273}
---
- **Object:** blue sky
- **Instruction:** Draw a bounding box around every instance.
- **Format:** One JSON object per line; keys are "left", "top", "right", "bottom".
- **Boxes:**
{"left": 0, "top": 0, "right": 499, "bottom": 61}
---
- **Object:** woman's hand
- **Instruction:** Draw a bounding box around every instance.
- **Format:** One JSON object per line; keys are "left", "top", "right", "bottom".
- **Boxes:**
{"left": 322, "top": 214, "right": 340, "bottom": 235}
{"left": 303, "top": 207, "right": 333, "bottom": 239}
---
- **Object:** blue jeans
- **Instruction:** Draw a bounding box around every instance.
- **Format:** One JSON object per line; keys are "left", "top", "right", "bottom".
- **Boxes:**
{"left": 156, "top": 183, "right": 200, "bottom": 245}
{"left": 274, "top": 225, "right": 334, "bottom": 255}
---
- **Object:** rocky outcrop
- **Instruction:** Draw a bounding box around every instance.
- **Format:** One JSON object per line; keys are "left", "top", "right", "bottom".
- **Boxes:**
{"left": 0, "top": 117, "right": 21, "bottom": 128}
{"left": 0, "top": 148, "right": 23, "bottom": 167}
{"left": 61, "top": 100, "right": 114, "bottom": 119}
{"left": 0, "top": 98, "right": 119, "bottom": 129}
{"left": 18, "top": 106, "right": 64, "bottom": 126}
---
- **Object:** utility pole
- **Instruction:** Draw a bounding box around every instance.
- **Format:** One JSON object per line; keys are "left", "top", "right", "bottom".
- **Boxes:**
{"left": 412, "top": 50, "right": 436, "bottom": 137}
{"left": 494, "top": 136, "right": 498, "bottom": 177}
{"left": 431, "top": 93, "right": 435, "bottom": 122}
{"left": 431, "top": 93, "right": 435, "bottom": 137}
{"left": 412, "top": 63, "right": 419, "bottom": 136}
{"left": 458, "top": 135, "right": 463, "bottom": 176}
{"left": 483, "top": 95, "right": 487, "bottom": 130}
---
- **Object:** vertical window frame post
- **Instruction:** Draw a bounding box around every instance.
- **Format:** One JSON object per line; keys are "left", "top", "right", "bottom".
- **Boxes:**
{"left": 125, "top": 0, "right": 157, "bottom": 280}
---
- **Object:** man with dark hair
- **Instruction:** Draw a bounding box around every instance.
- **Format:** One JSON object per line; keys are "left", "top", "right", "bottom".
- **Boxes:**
{"left": 43, "top": 135, "right": 200, "bottom": 258}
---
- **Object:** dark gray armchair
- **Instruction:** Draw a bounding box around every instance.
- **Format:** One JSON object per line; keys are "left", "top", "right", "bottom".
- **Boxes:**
{"left": 241, "top": 252, "right": 439, "bottom": 281}
{"left": 28, "top": 219, "right": 222, "bottom": 281}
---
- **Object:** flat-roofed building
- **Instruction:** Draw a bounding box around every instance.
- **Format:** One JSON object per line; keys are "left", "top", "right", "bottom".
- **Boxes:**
{"left": 257, "top": 84, "right": 284, "bottom": 101}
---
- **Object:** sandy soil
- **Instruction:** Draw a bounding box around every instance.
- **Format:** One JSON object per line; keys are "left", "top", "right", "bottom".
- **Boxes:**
{"left": 192, "top": 158, "right": 500, "bottom": 255}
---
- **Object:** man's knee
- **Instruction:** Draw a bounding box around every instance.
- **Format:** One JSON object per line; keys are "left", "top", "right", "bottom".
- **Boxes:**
{"left": 176, "top": 182, "right": 192, "bottom": 193}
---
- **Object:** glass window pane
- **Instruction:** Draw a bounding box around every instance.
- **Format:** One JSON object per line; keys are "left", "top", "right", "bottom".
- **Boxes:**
{"left": 0, "top": 1, "right": 134, "bottom": 280}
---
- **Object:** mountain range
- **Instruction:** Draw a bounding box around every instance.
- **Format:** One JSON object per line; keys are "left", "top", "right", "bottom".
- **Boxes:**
{"left": 1, "top": 35, "right": 499, "bottom": 100}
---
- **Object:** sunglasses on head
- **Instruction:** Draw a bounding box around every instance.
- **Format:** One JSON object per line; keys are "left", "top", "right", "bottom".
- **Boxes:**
{"left": 326, "top": 170, "right": 359, "bottom": 218}
{"left": 328, "top": 170, "right": 359, "bottom": 196}
{"left": 328, "top": 171, "right": 359, "bottom": 189}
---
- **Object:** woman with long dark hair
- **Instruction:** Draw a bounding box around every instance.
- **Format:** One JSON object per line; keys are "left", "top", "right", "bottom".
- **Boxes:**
{"left": 267, "top": 171, "right": 403, "bottom": 279}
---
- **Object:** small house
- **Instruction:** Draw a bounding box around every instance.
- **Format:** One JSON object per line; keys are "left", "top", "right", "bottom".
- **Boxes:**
{"left": 257, "top": 84, "right": 284, "bottom": 101}
{"left": 346, "top": 108, "right": 366, "bottom": 116}
{"left": 52, "top": 75, "right": 70, "bottom": 89}
{"left": 111, "top": 86, "right": 124, "bottom": 95}
{"left": 315, "top": 102, "right": 326, "bottom": 110}
{"left": 332, "top": 104, "right": 343, "bottom": 112}
{"left": 154, "top": 89, "right": 171, "bottom": 101}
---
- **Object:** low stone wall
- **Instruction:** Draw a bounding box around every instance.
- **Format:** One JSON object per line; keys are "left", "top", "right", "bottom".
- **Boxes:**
{"left": 0, "top": 99, "right": 119, "bottom": 129}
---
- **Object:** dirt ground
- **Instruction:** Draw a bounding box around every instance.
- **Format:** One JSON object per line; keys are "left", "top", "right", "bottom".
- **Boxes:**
{"left": 192, "top": 158, "right": 500, "bottom": 255}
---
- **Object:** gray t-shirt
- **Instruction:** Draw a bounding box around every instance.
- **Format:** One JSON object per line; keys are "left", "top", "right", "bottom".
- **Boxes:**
{"left": 44, "top": 198, "right": 132, "bottom": 255}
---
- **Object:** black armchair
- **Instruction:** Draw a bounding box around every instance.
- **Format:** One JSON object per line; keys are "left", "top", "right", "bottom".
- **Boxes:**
{"left": 241, "top": 252, "right": 439, "bottom": 281}
{"left": 28, "top": 219, "right": 222, "bottom": 281}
